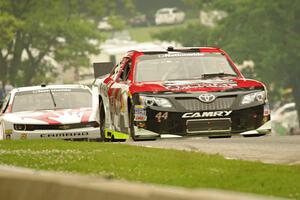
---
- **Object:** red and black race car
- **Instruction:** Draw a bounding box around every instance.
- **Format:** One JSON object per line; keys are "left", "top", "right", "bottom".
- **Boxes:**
{"left": 93, "top": 47, "right": 271, "bottom": 141}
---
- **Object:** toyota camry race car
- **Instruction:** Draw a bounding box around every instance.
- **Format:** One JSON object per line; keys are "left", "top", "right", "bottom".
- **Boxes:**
{"left": 0, "top": 84, "right": 100, "bottom": 140}
{"left": 93, "top": 47, "right": 271, "bottom": 141}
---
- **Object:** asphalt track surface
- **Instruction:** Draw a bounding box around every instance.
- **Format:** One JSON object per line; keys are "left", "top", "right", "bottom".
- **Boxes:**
{"left": 127, "top": 135, "right": 300, "bottom": 165}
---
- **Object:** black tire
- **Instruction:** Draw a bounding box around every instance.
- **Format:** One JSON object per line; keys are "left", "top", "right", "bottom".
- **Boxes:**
{"left": 129, "top": 105, "right": 158, "bottom": 141}
{"left": 99, "top": 100, "right": 109, "bottom": 142}
{"left": 129, "top": 105, "right": 139, "bottom": 141}
{"left": 290, "top": 128, "right": 295, "bottom": 135}
{"left": 209, "top": 135, "right": 232, "bottom": 139}
{"left": 243, "top": 134, "right": 266, "bottom": 138}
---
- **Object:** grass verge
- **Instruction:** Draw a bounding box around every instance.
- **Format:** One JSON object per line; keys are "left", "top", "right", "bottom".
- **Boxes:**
{"left": 0, "top": 140, "right": 299, "bottom": 199}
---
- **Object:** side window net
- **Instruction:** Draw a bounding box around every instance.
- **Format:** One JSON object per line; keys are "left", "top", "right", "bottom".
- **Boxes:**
{"left": 119, "top": 60, "right": 131, "bottom": 82}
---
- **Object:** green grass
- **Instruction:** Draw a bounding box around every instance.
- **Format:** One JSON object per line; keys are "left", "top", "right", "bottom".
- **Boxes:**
{"left": 0, "top": 140, "right": 299, "bottom": 199}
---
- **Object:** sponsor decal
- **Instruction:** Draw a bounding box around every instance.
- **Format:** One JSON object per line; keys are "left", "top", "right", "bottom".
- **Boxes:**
{"left": 165, "top": 83, "right": 237, "bottom": 90}
{"left": 59, "top": 125, "right": 70, "bottom": 130}
{"left": 32, "top": 89, "right": 72, "bottom": 94}
{"left": 182, "top": 111, "right": 232, "bottom": 118}
{"left": 158, "top": 53, "right": 204, "bottom": 58}
{"left": 155, "top": 112, "right": 168, "bottom": 123}
{"left": 40, "top": 132, "right": 89, "bottom": 138}
{"left": 164, "top": 80, "right": 238, "bottom": 90}
{"left": 134, "top": 105, "right": 147, "bottom": 121}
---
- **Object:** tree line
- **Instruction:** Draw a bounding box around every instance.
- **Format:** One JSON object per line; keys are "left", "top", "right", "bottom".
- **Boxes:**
{"left": 0, "top": 0, "right": 134, "bottom": 87}
{"left": 154, "top": 0, "right": 300, "bottom": 125}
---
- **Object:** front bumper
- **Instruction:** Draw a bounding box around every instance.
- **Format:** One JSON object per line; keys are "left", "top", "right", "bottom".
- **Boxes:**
{"left": 3, "top": 127, "right": 100, "bottom": 140}
{"left": 132, "top": 89, "right": 271, "bottom": 137}
{"left": 134, "top": 105, "right": 270, "bottom": 137}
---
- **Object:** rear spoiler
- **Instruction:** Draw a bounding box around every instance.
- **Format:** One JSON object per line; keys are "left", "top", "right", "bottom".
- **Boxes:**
{"left": 93, "top": 62, "right": 114, "bottom": 79}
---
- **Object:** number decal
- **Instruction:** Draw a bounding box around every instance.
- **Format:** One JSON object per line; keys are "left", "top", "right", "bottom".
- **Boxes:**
{"left": 155, "top": 112, "right": 168, "bottom": 123}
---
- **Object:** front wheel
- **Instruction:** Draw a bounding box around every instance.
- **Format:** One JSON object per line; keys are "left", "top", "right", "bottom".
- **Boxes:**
{"left": 99, "top": 100, "right": 109, "bottom": 142}
{"left": 243, "top": 134, "right": 266, "bottom": 138}
{"left": 129, "top": 105, "right": 139, "bottom": 141}
{"left": 129, "top": 105, "right": 158, "bottom": 141}
{"left": 209, "top": 135, "right": 232, "bottom": 139}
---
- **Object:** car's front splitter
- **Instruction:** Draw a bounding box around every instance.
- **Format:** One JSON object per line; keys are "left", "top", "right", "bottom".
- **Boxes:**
{"left": 104, "top": 129, "right": 129, "bottom": 140}
{"left": 240, "top": 120, "right": 271, "bottom": 136}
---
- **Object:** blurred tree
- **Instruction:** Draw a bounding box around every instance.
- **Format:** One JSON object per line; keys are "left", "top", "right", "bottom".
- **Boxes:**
{"left": 153, "top": 22, "right": 215, "bottom": 47}
{"left": 128, "top": 0, "right": 195, "bottom": 23}
{"left": 0, "top": 0, "right": 132, "bottom": 86}
{"left": 155, "top": 0, "right": 300, "bottom": 125}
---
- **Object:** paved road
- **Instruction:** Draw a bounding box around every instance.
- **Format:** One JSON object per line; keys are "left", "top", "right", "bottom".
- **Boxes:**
{"left": 127, "top": 135, "right": 300, "bottom": 165}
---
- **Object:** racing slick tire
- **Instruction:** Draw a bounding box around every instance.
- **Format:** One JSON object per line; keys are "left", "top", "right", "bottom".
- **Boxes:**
{"left": 208, "top": 135, "right": 232, "bottom": 139}
{"left": 99, "top": 100, "right": 110, "bottom": 142}
{"left": 243, "top": 134, "right": 266, "bottom": 138}
{"left": 129, "top": 105, "right": 157, "bottom": 141}
{"left": 129, "top": 105, "right": 140, "bottom": 141}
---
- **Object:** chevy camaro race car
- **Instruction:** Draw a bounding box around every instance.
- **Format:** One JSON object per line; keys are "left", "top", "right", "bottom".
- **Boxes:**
{"left": 93, "top": 47, "right": 271, "bottom": 141}
{"left": 0, "top": 84, "right": 100, "bottom": 140}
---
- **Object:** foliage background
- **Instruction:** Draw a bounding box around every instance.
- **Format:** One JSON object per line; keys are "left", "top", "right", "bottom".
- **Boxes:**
{"left": 154, "top": 0, "right": 300, "bottom": 122}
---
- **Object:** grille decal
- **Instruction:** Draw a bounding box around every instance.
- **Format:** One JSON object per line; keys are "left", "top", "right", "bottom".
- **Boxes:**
{"left": 176, "top": 97, "right": 235, "bottom": 111}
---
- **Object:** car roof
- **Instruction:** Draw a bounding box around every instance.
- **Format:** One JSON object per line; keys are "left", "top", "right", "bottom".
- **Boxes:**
{"left": 10, "top": 84, "right": 90, "bottom": 94}
{"left": 127, "top": 47, "right": 223, "bottom": 56}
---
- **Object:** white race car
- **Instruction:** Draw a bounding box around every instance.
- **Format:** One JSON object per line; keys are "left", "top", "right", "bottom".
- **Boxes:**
{"left": 0, "top": 84, "right": 100, "bottom": 140}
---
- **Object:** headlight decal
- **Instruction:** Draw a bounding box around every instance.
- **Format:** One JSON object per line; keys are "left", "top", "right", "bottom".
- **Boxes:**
{"left": 241, "top": 93, "right": 256, "bottom": 105}
{"left": 241, "top": 91, "right": 266, "bottom": 105}
{"left": 139, "top": 96, "right": 172, "bottom": 108}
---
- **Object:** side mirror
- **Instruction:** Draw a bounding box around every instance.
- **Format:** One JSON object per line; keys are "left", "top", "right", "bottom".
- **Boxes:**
{"left": 93, "top": 62, "right": 114, "bottom": 79}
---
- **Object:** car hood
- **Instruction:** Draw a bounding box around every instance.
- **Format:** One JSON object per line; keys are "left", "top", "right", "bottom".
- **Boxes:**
{"left": 2, "top": 108, "right": 94, "bottom": 125}
{"left": 130, "top": 78, "right": 264, "bottom": 94}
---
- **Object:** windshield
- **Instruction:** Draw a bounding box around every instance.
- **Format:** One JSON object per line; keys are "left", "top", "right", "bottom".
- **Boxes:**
{"left": 135, "top": 53, "right": 238, "bottom": 82}
{"left": 12, "top": 88, "right": 92, "bottom": 113}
